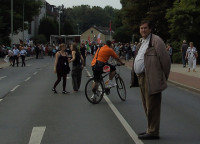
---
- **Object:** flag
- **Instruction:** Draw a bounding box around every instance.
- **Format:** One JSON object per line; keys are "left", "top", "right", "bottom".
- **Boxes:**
{"left": 109, "top": 20, "right": 112, "bottom": 31}
{"left": 97, "top": 33, "right": 101, "bottom": 44}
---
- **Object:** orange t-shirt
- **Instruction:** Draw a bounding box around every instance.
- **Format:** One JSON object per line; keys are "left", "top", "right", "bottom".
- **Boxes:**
{"left": 91, "top": 45, "right": 119, "bottom": 66}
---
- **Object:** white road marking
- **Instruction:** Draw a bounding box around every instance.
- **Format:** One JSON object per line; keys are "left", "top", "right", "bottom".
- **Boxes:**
{"left": 67, "top": 76, "right": 70, "bottom": 79}
{"left": 0, "top": 76, "right": 7, "bottom": 80}
{"left": 86, "top": 70, "right": 92, "bottom": 77}
{"left": 33, "top": 72, "right": 38, "bottom": 75}
{"left": 11, "top": 85, "right": 20, "bottom": 92}
{"left": 85, "top": 70, "right": 143, "bottom": 144}
{"left": 25, "top": 77, "right": 31, "bottom": 82}
{"left": 104, "top": 96, "right": 143, "bottom": 144}
{"left": 0, "top": 99, "right": 2, "bottom": 102}
{"left": 28, "top": 127, "right": 46, "bottom": 144}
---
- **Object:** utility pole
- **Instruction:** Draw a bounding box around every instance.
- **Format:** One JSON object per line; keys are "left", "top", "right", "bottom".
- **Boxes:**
{"left": 11, "top": 0, "right": 13, "bottom": 48}
{"left": 59, "top": 11, "right": 61, "bottom": 36}
{"left": 22, "top": 1, "right": 25, "bottom": 47}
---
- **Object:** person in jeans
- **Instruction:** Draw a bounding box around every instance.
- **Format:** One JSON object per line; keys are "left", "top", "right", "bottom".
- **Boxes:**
{"left": 181, "top": 40, "right": 188, "bottom": 67}
{"left": 52, "top": 44, "right": 70, "bottom": 94}
{"left": 69, "top": 43, "right": 84, "bottom": 92}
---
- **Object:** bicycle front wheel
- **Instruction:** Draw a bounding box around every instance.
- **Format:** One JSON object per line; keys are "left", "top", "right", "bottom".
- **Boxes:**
{"left": 116, "top": 76, "right": 126, "bottom": 101}
{"left": 85, "top": 78, "right": 104, "bottom": 104}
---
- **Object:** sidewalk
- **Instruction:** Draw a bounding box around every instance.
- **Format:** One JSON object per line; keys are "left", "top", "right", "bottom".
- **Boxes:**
{"left": 122, "top": 59, "right": 200, "bottom": 93}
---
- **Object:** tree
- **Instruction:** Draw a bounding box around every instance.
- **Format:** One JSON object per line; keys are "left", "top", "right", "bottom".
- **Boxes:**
{"left": 113, "top": 25, "right": 132, "bottom": 43}
{"left": 119, "top": 0, "right": 173, "bottom": 41}
{"left": 166, "top": 0, "right": 200, "bottom": 43}
{"left": 38, "top": 18, "right": 58, "bottom": 41}
{"left": 0, "top": 0, "right": 43, "bottom": 45}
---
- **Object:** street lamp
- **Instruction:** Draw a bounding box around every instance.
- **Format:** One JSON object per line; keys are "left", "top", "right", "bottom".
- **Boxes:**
{"left": 77, "top": 24, "right": 79, "bottom": 35}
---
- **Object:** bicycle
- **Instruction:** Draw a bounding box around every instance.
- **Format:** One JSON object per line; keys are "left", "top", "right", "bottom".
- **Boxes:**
{"left": 85, "top": 64, "right": 126, "bottom": 104}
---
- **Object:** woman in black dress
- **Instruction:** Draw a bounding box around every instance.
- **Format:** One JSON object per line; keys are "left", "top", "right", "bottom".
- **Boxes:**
{"left": 52, "top": 44, "right": 70, "bottom": 94}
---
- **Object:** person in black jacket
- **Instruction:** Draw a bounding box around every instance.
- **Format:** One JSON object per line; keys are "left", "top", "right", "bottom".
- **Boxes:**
{"left": 69, "top": 43, "right": 84, "bottom": 92}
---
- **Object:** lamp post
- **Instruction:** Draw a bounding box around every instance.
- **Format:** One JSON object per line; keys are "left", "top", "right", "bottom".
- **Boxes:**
{"left": 77, "top": 24, "right": 79, "bottom": 35}
{"left": 11, "top": 0, "right": 13, "bottom": 48}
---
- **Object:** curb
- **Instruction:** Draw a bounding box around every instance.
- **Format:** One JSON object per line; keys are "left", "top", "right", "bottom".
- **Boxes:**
{"left": 168, "top": 80, "right": 200, "bottom": 94}
{"left": 123, "top": 61, "right": 200, "bottom": 93}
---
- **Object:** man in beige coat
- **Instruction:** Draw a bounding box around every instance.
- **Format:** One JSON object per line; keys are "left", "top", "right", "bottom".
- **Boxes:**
{"left": 131, "top": 20, "right": 171, "bottom": 140}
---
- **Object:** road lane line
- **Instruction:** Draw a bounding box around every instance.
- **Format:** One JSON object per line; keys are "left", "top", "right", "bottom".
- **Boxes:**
{"left": 104, "top": 96, "right": 143, "bottom": 144}
{"left": 11, "top": 85, "right": 20, "bottom": 92}
{"left": 0, "top": 99, "right": 2, "bottom": 102}
{"left": 86, "top": 70, "right": 92, "bottom": 77}
{"left": 25, "top": 77, "right": 31, "bottom": 82}
{"left": 33, "top": 72, "right": 38, "bottom": 75}
{"left": 85, "top": 69, "right": 143, "bottom": 144}
{"left": 0, "top": 76, "right": 7, "bottom": 80}
{"left": 28, "top": 127, "right": 46, "bottom": 144}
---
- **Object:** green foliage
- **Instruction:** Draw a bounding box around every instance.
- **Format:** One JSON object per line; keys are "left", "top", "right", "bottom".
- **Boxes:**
{"left": 34, "top": 34, "right": 47, "bottom": 44}
{"left": 113, "top": 25, "right": 132, "bottom": 43}
{"left": 63, "top": 5, "right": 118, "bottom": 34}
{"left": 39, "top": 18, "right": 58, "bottom": 41}
{"left": 119, "top": 0, "right": 173, "bottom": 41}
{"left": 0, "top": 0, "right": 43, "bottom": 44}
{"left": 166, "top": 0, "right": 200, "bottom": 63}
{"left": 173, "top": 52, "right": 182, "bottom": 64}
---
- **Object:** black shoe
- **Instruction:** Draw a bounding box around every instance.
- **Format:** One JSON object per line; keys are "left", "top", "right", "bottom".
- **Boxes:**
{"left": 52, "top": 88, "right": 57, "bottom": 94}
{"left": 62, "top": 91, "right": 70, "bottom": 94}
{"left": 138, "top": 132, "right": 146, "bottom": 136}
{"left": 138, "top": 133, "right": 160, "bottom": 140}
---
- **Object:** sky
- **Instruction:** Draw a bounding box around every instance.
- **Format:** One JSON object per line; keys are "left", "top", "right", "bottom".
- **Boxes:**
{"left": 46, "top": 0, "right": 122, "bottom": 9}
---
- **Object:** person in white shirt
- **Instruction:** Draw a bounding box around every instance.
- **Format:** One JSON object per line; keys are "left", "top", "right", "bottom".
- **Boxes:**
{"left": 19, "top": 46, "right": 27, "bottom": 67}
{"left": 12, "top": 46, "right": 20, "bottom": 67}
{"left": 185, "top": 42, "right": 198, "bottom": 72}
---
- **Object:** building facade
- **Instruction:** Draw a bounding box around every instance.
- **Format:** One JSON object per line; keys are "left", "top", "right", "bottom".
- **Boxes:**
{"left": 80, "top": 26, "right": 114, "bottom": 44}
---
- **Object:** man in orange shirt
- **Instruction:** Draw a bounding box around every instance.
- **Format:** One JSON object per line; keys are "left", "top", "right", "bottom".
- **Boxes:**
{"left": 91, "top": 40, "right": 124, "bottom": 87}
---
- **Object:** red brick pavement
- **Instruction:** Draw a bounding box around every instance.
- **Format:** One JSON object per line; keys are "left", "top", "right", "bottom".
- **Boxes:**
{"left": 122, "top": 59, "right": 200, "bottom": 92}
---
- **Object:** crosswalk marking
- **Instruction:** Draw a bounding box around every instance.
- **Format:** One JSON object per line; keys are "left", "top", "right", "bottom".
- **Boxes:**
{"left": 28, "top": 127, "right": 46, "bottom": 144}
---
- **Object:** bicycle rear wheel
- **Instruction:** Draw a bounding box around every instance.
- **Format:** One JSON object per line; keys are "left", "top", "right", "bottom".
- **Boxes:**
{"left": 116, "top": 76, "right": 126, "bottom": 101}
{"left": 85, "top": 78, "right": 104, "bottom": 104}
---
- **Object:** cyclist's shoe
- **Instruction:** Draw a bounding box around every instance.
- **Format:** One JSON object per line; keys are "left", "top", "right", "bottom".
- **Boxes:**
{"left": 107, "top": 82, "right": 117, "bottom": 88}
{"left": 91, "top": 93, "right": 97, "bottom": 101}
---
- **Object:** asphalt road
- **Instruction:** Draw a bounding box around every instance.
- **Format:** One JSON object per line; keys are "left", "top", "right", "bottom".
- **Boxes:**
{"left": 0, "top": 56, "right": 200, "bottom": 144}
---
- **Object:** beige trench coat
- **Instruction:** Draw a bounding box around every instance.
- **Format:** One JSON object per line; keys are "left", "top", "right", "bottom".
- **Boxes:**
{"left": 131, "top": 34, "right": 171, "bottom": 95}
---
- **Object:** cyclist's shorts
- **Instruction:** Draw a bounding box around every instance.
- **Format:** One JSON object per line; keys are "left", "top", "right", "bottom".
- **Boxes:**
{"left": 92, "top": 64, "right": 116, "bottom": 81}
